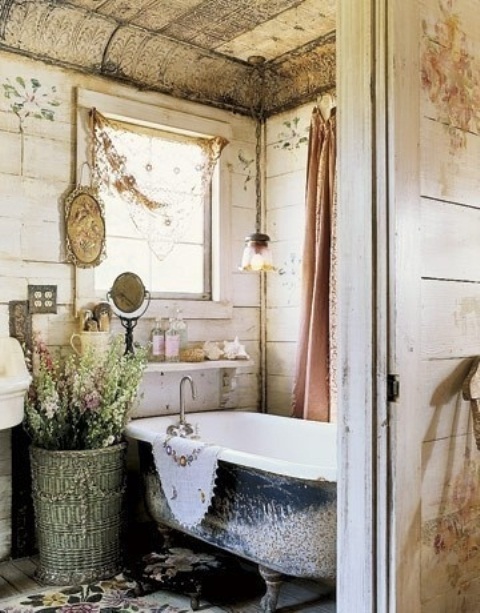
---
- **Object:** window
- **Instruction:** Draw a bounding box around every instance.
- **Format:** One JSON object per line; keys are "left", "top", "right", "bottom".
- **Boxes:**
{"left": 76, "top": 90, "right": 233, "bottom": 318}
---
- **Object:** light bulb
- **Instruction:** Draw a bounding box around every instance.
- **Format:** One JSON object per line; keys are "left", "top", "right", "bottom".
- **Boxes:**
{"left": 250, "top": 253, "right": 265, "bottom": 271}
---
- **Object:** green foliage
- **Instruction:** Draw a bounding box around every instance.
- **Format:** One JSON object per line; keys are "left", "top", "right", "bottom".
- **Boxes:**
{"left": 275, "top": 116, "right": 309, "bottom": 151}
{"left": 24, "top": 336, "right": 148, "bottom": 450}
{"left": 1, "top": 76, "right": 60, "bottom": 122}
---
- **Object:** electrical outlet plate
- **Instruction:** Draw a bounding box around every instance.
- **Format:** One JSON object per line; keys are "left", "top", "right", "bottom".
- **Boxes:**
{"left": 28, "top": 285, "right": 57, "bottom": 314}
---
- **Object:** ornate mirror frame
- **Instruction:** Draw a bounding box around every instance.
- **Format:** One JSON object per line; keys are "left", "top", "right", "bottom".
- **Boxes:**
{"left": 64, "top": 185, "right": 106, "bottom": 268}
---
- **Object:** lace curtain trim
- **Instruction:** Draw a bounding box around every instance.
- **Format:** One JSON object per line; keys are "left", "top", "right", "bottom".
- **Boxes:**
{"left": 91, "top": 109, "right": 228, "bottom": 215}
{"left": 90, "top": 109, "right": 228, "bottom": 262}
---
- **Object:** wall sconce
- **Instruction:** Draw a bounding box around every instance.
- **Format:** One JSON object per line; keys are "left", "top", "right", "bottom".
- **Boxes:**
{"left": 239, "top": 232, "right": 274, "bottom": 271}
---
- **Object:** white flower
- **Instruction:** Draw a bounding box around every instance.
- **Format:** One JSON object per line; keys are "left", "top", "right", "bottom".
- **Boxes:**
{"left": 103, "top": 435, "right": 115, "bottom": 447}
{"left": 43, "top": 398, "right": 58, "bottom": 420}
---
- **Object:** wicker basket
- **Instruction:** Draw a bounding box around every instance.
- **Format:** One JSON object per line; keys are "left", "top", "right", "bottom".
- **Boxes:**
{"left": 30, "top": 443, "right": 127, "bottom": 585}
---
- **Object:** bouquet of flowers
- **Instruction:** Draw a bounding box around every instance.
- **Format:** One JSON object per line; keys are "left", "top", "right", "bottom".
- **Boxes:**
{"left": 24, "top": 335, "right": 148, "bottom": 450}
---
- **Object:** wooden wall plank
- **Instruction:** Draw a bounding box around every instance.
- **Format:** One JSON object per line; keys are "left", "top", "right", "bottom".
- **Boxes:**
{"left": 266, "top": 169, "right": 306, "bottom": 211}
{"left": 421, "top": 433, "right": 477, "bottom": 523}
{"left": 419, "top": 0, "right": 480, "bottom": 609}
{"left": 0, "top": 50, "right": 261, "bottom": 563}
{"left": 266, "top": 249, "right": 302, "bottom": 308}
{"left": 421, "top": 434, "right": 480, "bottom": 607}
{"left": 421, "top": 579, "right": 480, "bottom": 613}
{"left": 421, "top": 198, "right": 480, "bottom": 282}
{"left": 421, "top": 279, "right": 480, "bottom": 359}
{"left": 266, "top": 375, "right": 294, "bottom": 416}
{"left": 232, "top": 273, "right": 260, "bottom": 307}
{"left": 266, "top": 341, "right": 296, "bottom": 376}
{"left": 0, "top": 132, "right": 21, "bottom": 175}
{"left": 267, "top": 205, "right": 305, "bottom": 243}
{"left": 266, "top": 306, "right": 300, "bottom": 343}
{"left": 0, "top": 219, "right": 21, "bottom": 261}
{"left": 419, "top": 358, "right": 473, "bottom": 444}
{"left": 420, "top": 118, "right": 480, "bottom": 206}
{"left": 264, "top": 102, "right": 309, "bottom": 428}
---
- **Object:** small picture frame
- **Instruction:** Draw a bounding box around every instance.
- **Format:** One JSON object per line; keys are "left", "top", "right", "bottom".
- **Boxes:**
{"left": 64, "top": 185, "right": 106, "bottom": 268}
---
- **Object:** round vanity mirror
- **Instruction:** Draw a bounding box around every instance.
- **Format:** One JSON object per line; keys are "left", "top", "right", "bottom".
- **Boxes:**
{"left": 108, "top": 272, "right": 150, "bottom": 353}
{"left": 109, "top": 272, "right": 147, "bottom": 314}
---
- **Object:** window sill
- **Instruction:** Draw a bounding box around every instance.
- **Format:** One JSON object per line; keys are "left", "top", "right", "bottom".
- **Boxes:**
{"left": 145, "top": 298, "right": 233, "bottom": 320}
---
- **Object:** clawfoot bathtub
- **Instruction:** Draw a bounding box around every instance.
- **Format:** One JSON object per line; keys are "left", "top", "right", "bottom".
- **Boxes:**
{"left": 126, "top": 410, "right": 337, "bottom": 612}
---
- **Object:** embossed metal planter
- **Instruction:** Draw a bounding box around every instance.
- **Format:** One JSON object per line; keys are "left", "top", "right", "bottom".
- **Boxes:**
{"left": 30, "top": 443, "right": 127, "bottom": 585}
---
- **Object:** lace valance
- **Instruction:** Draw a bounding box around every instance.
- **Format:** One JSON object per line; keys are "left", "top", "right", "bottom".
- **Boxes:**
{"left": 91, "top": 109, "right": 228, "bottom": 261}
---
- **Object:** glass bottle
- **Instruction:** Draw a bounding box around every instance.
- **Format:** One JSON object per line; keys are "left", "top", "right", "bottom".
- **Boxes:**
{"left": 165, "top": 318, "right": 180, "bottom": 362}
{"left": 174, "top": 308, "right": 188, "bottom": 353}
{"left": 150, "top": 318, "right": 165, "bottom": 362}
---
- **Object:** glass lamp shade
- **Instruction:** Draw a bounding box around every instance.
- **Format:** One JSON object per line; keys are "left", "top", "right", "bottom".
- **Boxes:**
{"left": 239, "top": 232, "right": 275, "bottom": 272}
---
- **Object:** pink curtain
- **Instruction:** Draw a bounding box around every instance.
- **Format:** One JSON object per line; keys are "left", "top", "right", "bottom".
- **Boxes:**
{"left": 292, "top": 105, "right": 336, "bottom": 421}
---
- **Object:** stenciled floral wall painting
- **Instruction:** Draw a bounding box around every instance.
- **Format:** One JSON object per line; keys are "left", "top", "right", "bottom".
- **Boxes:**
{"left": 268, "top": 112, "right": 310, "bottom": 305}
{"left": 421, "top": 0, "right": 480, "bottom": 151}
{"left": 274, "top": 115, "right": 309, "bottom": 152}
{"left": 277, "top": 252, "right": 302, "bottom": 306}
{"left": 422, "top": 457, "right": 480, "bottom": 602}
{"left": 236, "top": 149, "right": 255, "bottom": 190}
{"left": 1, "top": 76, "right": 60, "bottom": 173}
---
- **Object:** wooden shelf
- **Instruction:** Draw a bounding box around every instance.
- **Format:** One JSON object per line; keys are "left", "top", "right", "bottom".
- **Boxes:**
{"left": 145, "top": 360, "right": 254, "bottom": 373}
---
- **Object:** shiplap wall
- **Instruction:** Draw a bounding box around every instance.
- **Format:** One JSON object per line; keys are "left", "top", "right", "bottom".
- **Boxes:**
{"left": 0, "top": 50, "right": 260, "bottom": 560}
{"left": 418, "top": 0, "right": 480, "bottom": 610}
{"left": 265, "top": 103, "right": 312, "bottom": 415}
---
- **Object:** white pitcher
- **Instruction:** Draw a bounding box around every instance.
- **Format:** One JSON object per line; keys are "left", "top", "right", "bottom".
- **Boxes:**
{"left": 70, "top": 331, "right": 111, "bottom": 356}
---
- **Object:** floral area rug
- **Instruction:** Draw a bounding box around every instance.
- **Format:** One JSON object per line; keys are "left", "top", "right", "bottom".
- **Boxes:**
{"left": 130, "top": 544, "right": 264, "bottom": 608}
{"left": 0, "top": 573, "right": 235, "bottom": 613}
{"left": 0, "top": 544, "right": 264, "bottom": 613}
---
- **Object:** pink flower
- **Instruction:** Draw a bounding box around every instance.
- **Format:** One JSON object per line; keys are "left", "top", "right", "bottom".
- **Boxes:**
{"left": 84, "top": 390, "right": 101, "bottom": 411}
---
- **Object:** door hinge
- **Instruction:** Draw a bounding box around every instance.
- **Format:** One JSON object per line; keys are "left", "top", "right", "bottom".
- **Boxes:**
{"left": 387, "top": 374, "right": 400, "bottom": 402}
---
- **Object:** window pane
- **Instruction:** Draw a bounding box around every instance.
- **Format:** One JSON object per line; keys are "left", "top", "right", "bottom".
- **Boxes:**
{"left": 150, "top": 244, "right": 205, "bottom": 294}
{"left": 95, "top": 236, "right": 150, "bottom": 292}
{"left": 93, "top": 115, "right": 214, "bottom": 298}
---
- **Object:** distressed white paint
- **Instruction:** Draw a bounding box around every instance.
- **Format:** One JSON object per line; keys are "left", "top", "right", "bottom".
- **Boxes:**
{"left": 0, "top": 50, "right": 260, "bottom": 560}
{"left": 419, "top": 358, "right": 473, "bottom": 444}
{"left": 263, "top": 104, "right": 311, "bottom": 416}
{"left": 421, "top": 118, "right": 480, "bottom": 205}
{"left": 417, "top": 0, "right": 480, "bottom": 606}
{"left": 334, "top": 0, "right": 388, "bottom": 608}
{"left": 0, "top": 132, "right": 21, "bottom": 175}
{"left": 382, "top": 0, "right": 480, "bottom": 609}
{"left": 421, "top": 198, "right": 480, "bottom": 282}
{"left": 382, "top": 0, "right": 424, "bottom": 609}
{"left": 1, "top": 4, "right": 478, "bottom": 610}
{"left": 422, "top": 280, "right": 480, "bottom": 359}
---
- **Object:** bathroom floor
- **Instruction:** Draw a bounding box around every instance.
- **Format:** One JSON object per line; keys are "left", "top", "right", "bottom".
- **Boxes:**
{"left": 0, "top": 556, "right": 336, "bottom": 612}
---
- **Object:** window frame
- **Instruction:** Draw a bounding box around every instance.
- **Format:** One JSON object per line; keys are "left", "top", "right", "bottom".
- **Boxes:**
{"left": 75, "top": 88, "right": 233, "bottom": 319}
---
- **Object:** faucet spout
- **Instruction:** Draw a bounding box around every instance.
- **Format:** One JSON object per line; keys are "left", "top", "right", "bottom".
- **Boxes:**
{"left": 167, "top": 375, "right": 197, "bottom": 438}
{"left": 180, "top": 375, "right": 196, "bottom": 426}
{"left": 166, "top": 375, "right": 197, "bottom": 438}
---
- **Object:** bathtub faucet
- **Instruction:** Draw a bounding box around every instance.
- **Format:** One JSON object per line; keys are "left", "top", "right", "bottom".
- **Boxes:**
{"left": 167, "top": 375, "right": 197, "bottom": 438}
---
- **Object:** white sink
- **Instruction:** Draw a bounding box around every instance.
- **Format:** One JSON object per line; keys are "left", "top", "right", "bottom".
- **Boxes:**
{"left": 0, "top": 337, "right": 31, "bottom": 430}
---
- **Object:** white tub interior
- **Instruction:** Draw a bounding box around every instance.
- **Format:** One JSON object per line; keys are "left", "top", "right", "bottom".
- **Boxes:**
{"left": 126, "top": 410, "right": 337, "bottom": 482}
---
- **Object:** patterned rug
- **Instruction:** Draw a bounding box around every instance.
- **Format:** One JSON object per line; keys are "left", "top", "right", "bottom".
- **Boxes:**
{"left": 0, "top": 541, "right": 265, "bottom": 613}
{"left": 0, "top": 573, "right": 225, "bottom": 613}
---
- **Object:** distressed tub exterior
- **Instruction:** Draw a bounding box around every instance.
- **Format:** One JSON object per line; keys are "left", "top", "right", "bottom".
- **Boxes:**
{"left": 126, "top": 410, "right": 336, "bottom": 611}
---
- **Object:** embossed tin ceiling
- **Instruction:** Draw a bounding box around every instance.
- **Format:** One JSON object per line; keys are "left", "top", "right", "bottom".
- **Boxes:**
{"left": 0, "top": 0, "right": 336, "bottom": 116}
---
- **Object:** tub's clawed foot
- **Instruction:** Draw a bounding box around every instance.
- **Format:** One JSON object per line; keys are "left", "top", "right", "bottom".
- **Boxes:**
{"left": 156, "top": 523, "right": 175, "bottom": 549}
{"left": 258, "top": 565, "right": 284, "bottom": 613}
